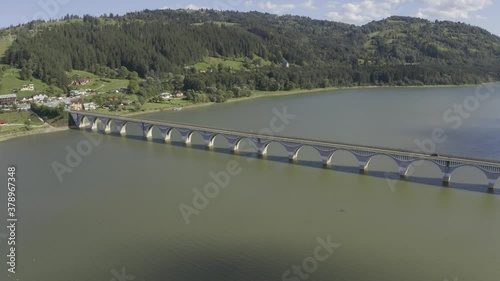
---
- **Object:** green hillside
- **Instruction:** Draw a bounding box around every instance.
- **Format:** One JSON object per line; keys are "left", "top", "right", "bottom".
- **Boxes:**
{"left": 0, "top": 67, "right": 61, "bottom": 97}
{"left": 1, "top": 10, "right": 499, "bottom": 103}
{"left": 0, "top": 37, "right": 12, "bottom": 59}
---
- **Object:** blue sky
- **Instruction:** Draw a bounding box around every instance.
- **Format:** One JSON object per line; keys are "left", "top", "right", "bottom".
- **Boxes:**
{"left": 2, "top": 0, "right": 499, "bottom": 35}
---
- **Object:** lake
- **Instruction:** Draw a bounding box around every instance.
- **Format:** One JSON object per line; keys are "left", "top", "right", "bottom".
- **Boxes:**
{"left": 1, "top": 84, "right": 500, "bottom": 281}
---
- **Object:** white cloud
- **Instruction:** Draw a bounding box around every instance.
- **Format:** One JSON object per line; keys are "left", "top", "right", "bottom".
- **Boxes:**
{"left": 326, "top": 1, "right": 338, "bottom": 8}
{"left": 186, "top": 4, "right": 208, "bottom": 10}
{"left": 416, "top": 0, "right": 492, "bottom": 20}
{"left": 245, "top": 1, "right": 253, "bottom": 7}
{"left": 304, "top": 0, "right": 318, "bottom": 10}
{"left": 476, "top": 15, "right": 487, "bottom": 20}
{"left": 259, "top": 1, "right": 296, "bottom": 14}
{"left": 326, "top": 0, "right": 406, "bottom": 23}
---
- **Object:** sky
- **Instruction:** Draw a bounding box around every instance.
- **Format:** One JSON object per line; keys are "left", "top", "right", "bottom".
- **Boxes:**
{"left": 1, "top": 0, "right": 499, "bottom": 36}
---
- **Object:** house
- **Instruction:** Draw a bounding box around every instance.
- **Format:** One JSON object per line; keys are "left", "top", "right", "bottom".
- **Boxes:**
{"left": 70, "top": 101, "right": 83, "bottom": 111}
{"left": 83, "top": 102, "right": 97, "bottom": 111}
{"left": 19, "top": 97, "right": 31, "bottom": 104}
{"left": 72, "top": 77, "right": 92, "bottom": 86}
{"left": 0, "top": 94, "right": 17, "bottom": 105}
{"left": 0, "top": 120, "right": 7, "bottom": 125}
{"left": 282, "top": 61, "right": 290, "bottom": 68}
{"left": 174, "top": 91, "right": 184, "bottom": 98}
{"left": 32, "top": 93, "right": 48, "bottom": 102}
{"left": 61, "top": 99, "right": 72, "bottom": 108}
{"left": 160, "top": 92, "right": 172, "bottom": 99}
{"left": 20, "top": 84, "right": 35, "bottom": 91}
{"left": 69, "top": 90, "right": 82, "bottom": 97}
{"left": 122, "top": 100, "right": 133, "bottom": 106}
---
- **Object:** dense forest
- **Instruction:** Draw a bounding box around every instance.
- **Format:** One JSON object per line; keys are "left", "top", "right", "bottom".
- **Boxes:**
{"left": 2, "top": 9, "right": 500, "bottom": 102}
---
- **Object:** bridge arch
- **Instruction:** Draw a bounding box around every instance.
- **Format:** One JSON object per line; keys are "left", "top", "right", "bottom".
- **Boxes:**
{"left": 232, "top": 137, "right": 257, "bottom": 154}
{"left": 261, "top": 141, "right": 288, "bottom": 159}
{"left": 144, "top": 125, "right": 164, "bottom": 140}
{"left": 80, "top": 115, "right": 92, "bottom": 128}
{"left": 294, "top": 145, "right": 322, "bottom": 164}
{"left": 402, "top": 159, "right": 445, "bottom": 180}
{"left": 205, "top": 134, "right": 229, "bottom": 151}
{"left": 448, "top": 165, "right": 490, "bottom": 187}
{"left": 92, "top": 118, "right": 106, "bottom": 131}
{"left": 120, "top": 121, "right": 143, "bottom": 137}
{"left": 328, "top": 149, "right": 359, "bottom": 168}
{"left": 167, "top": 128, "right": 184, "bottom": 144}
{"left": 365, "top": 154, "right": 400, "bottom": 174}
{"left": 187, "top": 130, "right": 205, "bottom": 146}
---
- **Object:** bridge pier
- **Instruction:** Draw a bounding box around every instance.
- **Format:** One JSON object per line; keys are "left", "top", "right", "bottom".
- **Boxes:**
{"left": 487, "top": 177, "right": 497, "bottom": 190}
{"left": 227, "top": 138, "right": 240, "bottom": 154}
{"left": 178, "top": 129, "right": 192, "bottom": 146}
{"left": 399, "top": 166, "right": 409, "bottom": 178}
{"left": 158, "top": 127, "right": 171, "bottom": 142}
{"left": 182, "top": 135, "right": 192, "bottom": 146}
{"left": 87, "top": 116, "right": 97, "bottom": 131}
{"left": 488, "top": 181, "right": 495, "bottom": 189}
{"left": 322, "top": 157, "right": 330, "bottom": 168}
{"left": 257, "top": 143, "right": 268, "bottom": 158}
{"left": 229, "top": 144, "right": 237, "bottom": 154}
{"left": 114, "top": 120, "right": 126, "bottom": 135}
{"left": 205, "top": 141, "right": 214, "bottom": 150}
{"left": 141, "top": 123, "right": 153, "bottom": 140}
{"left": 91, "top": 119, "right": 98, "bottom": 131}
{"left": 103, "top": 124, "right": 111, "bottom": 134}
{"left": 359, "top": 161, "right": 368, "bottom": 173}
{"left": 98, "top": 118, "right": 111, "bottom": 134}
{"left": 442, "top": 173, "right": 451, "bottom": 187}
{"left": 257, "top": 149, "right": 267, "bottom": 158}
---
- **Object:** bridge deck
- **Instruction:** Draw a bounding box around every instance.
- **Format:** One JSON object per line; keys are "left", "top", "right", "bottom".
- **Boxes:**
{"left": 69, "top": 111, "right": 500, "bottom": 168}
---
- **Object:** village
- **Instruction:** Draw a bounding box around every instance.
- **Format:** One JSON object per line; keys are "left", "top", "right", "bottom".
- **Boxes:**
{"left": 0, "top": 76, "right": 186, "bottom": 112}
{"left": 0, "top": 75, "right": 187, "bottom": 129}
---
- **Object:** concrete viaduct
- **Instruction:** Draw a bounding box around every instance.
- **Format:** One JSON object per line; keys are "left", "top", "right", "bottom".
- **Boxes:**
{"left": 69, "top": 111, "right": 500, "bottom": 189}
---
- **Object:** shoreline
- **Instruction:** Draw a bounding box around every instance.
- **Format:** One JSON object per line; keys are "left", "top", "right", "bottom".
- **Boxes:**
{"left": 130, "top": 82, "right": 498, "bottom": 115}
{"left": 0, "top": 126, "right": 70, "bottom": 143}
{"left": 1, "top": 82, "right": 497, "bottom": 142}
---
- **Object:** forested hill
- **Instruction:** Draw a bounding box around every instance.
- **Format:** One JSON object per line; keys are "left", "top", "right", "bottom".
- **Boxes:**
{"left": 2, "top": 9, "right": 500, "bottom": 96}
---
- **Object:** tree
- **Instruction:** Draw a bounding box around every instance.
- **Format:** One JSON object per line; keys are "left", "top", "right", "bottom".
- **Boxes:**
{"left": 173, "top": 75, "right": 185, "bottom": 90}
{"left": 118, "top": 66, "right": 130, "bottom": 79}
{"left": 128, "top": 71, "right": 140, "bottom": 81}
{"left": 127, "top": 80, "right": 139, "bottom": 94}
{"left": 184, "top": 77, "right": 204, "bottom": 91}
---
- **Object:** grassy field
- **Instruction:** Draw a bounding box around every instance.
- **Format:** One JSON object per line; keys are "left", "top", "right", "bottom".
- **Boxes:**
{"left": 0, "top": 37, "right": 12, "bottom": 59}
{"left": 193, "top": 55, "right": 272, "bottom": 70}
{"left": 68, "top": 70, "right": 131, "bottom": 92}
{"left": 0, "top": 67, "right": 130, "bottom": 97}
{"left": 0, "top": 110, "right": 44, "bottom": 125}
{"left": 193, "top": 56, "right": 254, "bottom": 71}
{"left": 1, "top": 67, "right": 62, "bottom": 97}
